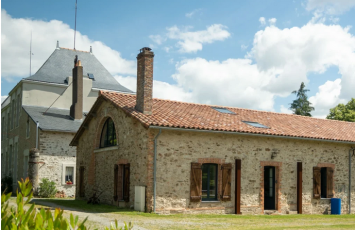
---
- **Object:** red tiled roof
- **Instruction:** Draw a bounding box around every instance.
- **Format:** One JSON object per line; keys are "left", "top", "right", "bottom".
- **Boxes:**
{"left": 101, "top": 91, "right": 355, "bottom": 143}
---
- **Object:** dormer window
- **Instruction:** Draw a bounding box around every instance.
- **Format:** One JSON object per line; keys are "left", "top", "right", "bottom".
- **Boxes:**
{"left": 100, "top": 118, "right": 117, "bottom": 148}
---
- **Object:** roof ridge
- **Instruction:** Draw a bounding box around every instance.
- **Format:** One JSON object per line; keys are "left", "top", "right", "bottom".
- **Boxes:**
{"left": 101, "top": 91, "right": 354, "bottom": 125}
{"left": 59, "top": 47, "right": 90, "bottom": 53}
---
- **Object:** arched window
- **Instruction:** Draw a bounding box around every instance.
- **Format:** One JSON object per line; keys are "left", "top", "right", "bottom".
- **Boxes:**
{"left": 100, "top": 118, "right": 117, "bottom": 148}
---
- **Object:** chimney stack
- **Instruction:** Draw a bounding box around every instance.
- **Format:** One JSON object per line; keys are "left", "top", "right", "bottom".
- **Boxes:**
{"left": 70, "top": 55, "right": 83, "bottom": 120}
{"left": 135, "top": 47, "right": 154, "bottom": 115}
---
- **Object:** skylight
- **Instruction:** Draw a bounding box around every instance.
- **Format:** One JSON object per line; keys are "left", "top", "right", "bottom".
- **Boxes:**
{"left": 87, "top": 73, "right": 95, "bottom": 80}
{"left": 243, "top": 121, "right": 269, "bottom": 128}
{"left": 212, "top": 107, "right": 236, "bottom": 114}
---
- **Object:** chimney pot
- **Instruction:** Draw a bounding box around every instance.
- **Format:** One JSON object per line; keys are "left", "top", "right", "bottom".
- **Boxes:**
{"left": 56, "top": 41, "right": 60, "bottom": 49}
{"left": 90, "top": 46, "right": 92, "bottom": 53}
{"left": 135, "top": 47, "right": 154, "bottom": 115}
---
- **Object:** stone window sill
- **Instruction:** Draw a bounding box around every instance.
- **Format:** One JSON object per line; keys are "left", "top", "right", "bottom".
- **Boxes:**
{"left": 201, "top": 200, "right": 221, "bottom": 203}
{"left": 94, "top": 146, "right": 119, "bottom": 153}
{"left": 63, "top": 184, "right": 75, "bottom": 186}
{"left": 320, "top": 198, "right": 332, "bottom": 200}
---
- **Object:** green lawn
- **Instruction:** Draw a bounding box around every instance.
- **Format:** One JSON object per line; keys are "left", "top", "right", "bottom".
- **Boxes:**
{"left": 29, "top": 199, "right": 355, "bottom": 230}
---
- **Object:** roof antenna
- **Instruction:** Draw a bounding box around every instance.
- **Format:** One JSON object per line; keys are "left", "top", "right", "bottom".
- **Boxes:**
{"left": 74, "top": 0, "right": 78, "bottom": 50}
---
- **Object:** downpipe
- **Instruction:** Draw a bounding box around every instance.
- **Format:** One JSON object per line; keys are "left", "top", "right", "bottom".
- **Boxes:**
{"left": 350, "top": 147, "right": 355, "bottom": 214}
{"left": 153, "top": 129, "right": 162, "bottom": 213}
{"left": 36, "top": 122, "right": 39, "bottom": 149}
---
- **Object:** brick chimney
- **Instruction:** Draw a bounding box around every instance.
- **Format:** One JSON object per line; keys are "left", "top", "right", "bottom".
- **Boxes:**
{"left": 70, "top": 55, "right": 83, "bottom": 120}
{"left": 135, "top": 47, "right": 154, "bottom": 115}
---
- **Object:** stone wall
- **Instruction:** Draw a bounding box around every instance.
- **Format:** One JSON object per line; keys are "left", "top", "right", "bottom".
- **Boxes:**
{"left": 38, "top": 131, "right": 77, "bottom": 197}
{"left": 75, "top": 100, "right": 149, "bottom": 208}
{"left": 153, "top": 129, "right": 355, "bottom": 215}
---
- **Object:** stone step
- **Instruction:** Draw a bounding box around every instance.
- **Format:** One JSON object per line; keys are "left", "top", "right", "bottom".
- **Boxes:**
{"left": 264, "top": 210, "right": 279, "bottom": 215}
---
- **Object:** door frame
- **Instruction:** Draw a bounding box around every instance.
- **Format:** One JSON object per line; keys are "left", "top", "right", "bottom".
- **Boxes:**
{"left": 260, "top": 161, "right": 282, "bottom": 213}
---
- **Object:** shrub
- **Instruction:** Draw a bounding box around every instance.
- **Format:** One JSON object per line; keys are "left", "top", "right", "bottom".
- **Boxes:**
{"left": 1, "top": 178, "right": 133, "bottom": 230}
{"left": 1, "top": 175, "right": 13, "bottom": 194}
{"left": 38, "top": 178, "right": 57, "bottom": 198}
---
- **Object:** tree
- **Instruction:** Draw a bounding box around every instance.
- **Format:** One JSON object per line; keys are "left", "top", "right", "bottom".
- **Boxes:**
{"left": 289, "top": 82, "right": 315, "bottom": 117}
{"left": 326, "top": 98, "right": 355, "bottom": 122}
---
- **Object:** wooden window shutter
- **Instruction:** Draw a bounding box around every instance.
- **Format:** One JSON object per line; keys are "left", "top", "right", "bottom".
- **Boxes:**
{"left": 79, "top": 166, "right": 85, "bottom": 197}
{"left": 313, "top": 167, "right": 321, "bottom": 199}
{"left": 114, "top": 164, "right": 118, "bottom": 201}
{"left": 190, "top": 162, "right": 202, "bottom": 202}
{"left": 123, "top": 164, "right": 130, "bottom": 202}
{"left": 221, "top": 163, "right": 232, "bottom": 201}
{"left": 326, "top": 167, "right": 334, "bottom": 198}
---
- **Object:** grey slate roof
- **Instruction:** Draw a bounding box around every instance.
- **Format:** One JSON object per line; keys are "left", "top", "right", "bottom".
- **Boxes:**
{"left": 25, "top": 48, "right": 133, "bottom": 93}
{"left": 23, "top": 105, "right": 85, "bottom": 133}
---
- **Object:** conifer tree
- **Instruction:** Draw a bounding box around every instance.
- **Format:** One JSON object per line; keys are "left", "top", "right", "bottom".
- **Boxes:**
{"left": 289, "top": 82, "right": 314, "bottom": 117}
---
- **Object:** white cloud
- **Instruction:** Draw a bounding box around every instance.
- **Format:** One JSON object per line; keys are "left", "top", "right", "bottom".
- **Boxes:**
{"left": 241, "top": 44, "right": 248, "bottom": 50}
{"left": 306, "top": 0, "right": 355, "bottom": 14}
{"left": 280, "top": 105, "right": 292, "bottom": 114}
{"left": 268, "top": 18, "right": 277, "bottom": 26}
{"left": 250, "top": 23, "right": 355, "bottom": 101}
{"left": 172, "top": 58, "right": 275, "bottom": 110}
{"left": 149, "top": 35, "right": 166, "bottom": 45}
{"left": 309, "top": 79, "right": 347, "bottom": 118}
{"left": 259, "top": 17, "right": 266, "bottom": 26}
{"left": 149, "top": 24, "right": 230, "bottom": 53}
{"left": 185, "top": 9, "right": 202, "bottom": 18}
{"left": 1, "top": 10, "right": 135, "bottom": 81}
{"left": 114, "top": 76, "right": 193, "bottom": 102}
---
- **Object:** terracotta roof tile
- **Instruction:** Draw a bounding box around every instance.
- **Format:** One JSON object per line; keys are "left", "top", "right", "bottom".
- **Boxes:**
{"left": 101, "top": 91, "right": 355, "bottom": 143}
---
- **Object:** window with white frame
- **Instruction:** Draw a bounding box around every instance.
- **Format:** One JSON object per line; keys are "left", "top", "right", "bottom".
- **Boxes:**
{"left": 62, "top": 163, "right": 76, "bottom": 185}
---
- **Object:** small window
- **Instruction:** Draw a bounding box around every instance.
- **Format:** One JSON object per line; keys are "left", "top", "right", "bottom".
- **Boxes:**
{"left": 202, "top": 164, "right": 218, "bottom": 201}
{"left": 313, "top": 166, "right": 334, "bottom": 199}
{"left": 212, "top": 107, "right": 236, "bottom": 114}
{"left": 243, "top": 121, "right": 269, "bottom": 128}
{"left": 100, "top": 118, "right": 117, "bottom": 148}
{"left": 65, "top": 167, "right": 74, "bottom": 184}
{"left": 87, "top": 73, "right": 95, "bottom": 80}
{"left": 62, "top": 163, "right": 76, "bottom": 185}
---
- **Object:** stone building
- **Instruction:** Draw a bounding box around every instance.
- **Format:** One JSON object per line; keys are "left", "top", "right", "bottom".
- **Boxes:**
{"left": 71, "top": 47, "right": 355, "bottom": 214}
{"left": 1, "top": 42, "right": 132, "bottom": 196}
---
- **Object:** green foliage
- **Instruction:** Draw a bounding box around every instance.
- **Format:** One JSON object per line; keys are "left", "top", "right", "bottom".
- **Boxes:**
{"left": 38, "top": 178, "right": 57, "bottom": 198}
{"left": 289, "top": 82, "right": 315, "bottom": 117}
{"left": 1, "top": 176, "right": 13, "bottom": 194}
{"left": 1, "top": 178, "right": 132, "bottom": 230}
{"left": 326, "top": 98, "right": 355, "bottom": 122}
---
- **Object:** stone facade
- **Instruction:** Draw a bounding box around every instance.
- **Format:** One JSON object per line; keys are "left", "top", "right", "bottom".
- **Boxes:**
{"left": 75, "top": 100, "right": 149, "bottom": 207}
{"left": 75, "top": 102, "right": 355, "bottom": 215}
{"left": 38, "top": 131, "right": 77, "bottom": 197}
{"left": 153, "top": 130, "right": 354, "bottom": 214}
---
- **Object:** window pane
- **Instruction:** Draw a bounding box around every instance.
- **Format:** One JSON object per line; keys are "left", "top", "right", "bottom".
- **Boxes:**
{"left": 209, "top": 165, "right": 217, "bottom": 199}
{"left": 202, "top": 165, "right": 208, "bottom": 199}
{"left": 66, "top": 167, "right": 74, "bottom": 182}
{"left": 100, "top": 122, "right": 108, "bottom": 148}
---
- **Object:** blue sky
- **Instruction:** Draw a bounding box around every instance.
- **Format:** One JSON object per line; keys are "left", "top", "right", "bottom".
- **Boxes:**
{"left": 1, "top": 0, "right": 355, "bottom": 117}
